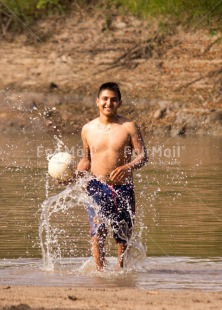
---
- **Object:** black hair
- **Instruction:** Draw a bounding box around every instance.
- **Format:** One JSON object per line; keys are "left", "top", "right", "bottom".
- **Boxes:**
{"left": 97, "top": 82, "right": 121, "bottom": 101}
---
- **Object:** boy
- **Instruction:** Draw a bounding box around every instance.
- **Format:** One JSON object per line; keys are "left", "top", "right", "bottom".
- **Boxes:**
{"left": 77, "top": 82, "right": 148, "bottom": 270}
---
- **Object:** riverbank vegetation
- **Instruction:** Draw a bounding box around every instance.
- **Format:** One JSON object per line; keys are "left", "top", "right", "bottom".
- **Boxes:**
{"left": 0, "top": 0, "right": 222, "bottom": 36}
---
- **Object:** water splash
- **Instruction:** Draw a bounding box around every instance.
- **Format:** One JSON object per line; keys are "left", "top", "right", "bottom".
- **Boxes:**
{"left": 39, "top": 170, "right": 148, "bottom": 272}
{"left": 124, "top": 239, "right": 147, "bottom": 270}
{"left": 53, "top": 135, "right": 65, "bottom": 154}
{"left": 39, "top": 173, "right": 93, "bottom": 270}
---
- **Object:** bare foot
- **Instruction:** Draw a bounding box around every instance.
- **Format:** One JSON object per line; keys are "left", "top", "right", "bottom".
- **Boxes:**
{"left": 117, "top": 243, "right": 127, "bottom": 269}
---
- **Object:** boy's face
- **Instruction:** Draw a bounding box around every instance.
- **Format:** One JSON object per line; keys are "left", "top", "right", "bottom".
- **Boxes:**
{"left": 96, "top": 89, "right": 121, "bottom": 116}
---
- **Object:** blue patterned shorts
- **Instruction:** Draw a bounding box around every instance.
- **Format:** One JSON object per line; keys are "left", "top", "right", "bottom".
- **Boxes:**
{"left": 86, "top": 178, "right": 135, "bottom": 244}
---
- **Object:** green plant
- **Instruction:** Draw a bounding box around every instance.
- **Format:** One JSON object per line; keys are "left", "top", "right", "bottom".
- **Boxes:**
{"left": 0, "top": 0, "right": 222, "bottom": 35}
{"left": 113, "top": 0, "right": 222, "bottom": 18}
{"left": 36, "top": 0, "right": 63, "bottom": 12}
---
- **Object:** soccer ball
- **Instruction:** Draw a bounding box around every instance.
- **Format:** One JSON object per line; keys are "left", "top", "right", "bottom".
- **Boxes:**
{"left": 48, "top": 152, "right": 76, "bottom": 182}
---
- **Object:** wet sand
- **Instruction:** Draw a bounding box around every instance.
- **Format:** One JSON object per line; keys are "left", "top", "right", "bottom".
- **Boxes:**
{"left": 0, "top": 286, "right": 222, "bottom": 310}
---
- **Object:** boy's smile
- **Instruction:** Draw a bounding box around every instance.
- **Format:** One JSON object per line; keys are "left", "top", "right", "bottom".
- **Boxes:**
{"left": 96, "top": 89, "right": 121, "bottom": 116}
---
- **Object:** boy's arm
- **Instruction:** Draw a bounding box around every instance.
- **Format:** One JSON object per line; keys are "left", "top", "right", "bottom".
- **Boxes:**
{"left": 110, "top": 121, "right": 148, "bottom": 182}
{"left": 77, "top": 125, "right": 91, "bottom": 171}
{"left": 126, "top": 121, "right": 148, "bottom": 170}
{"left": 58, "top": 126, "right": 90, "bottom": 186}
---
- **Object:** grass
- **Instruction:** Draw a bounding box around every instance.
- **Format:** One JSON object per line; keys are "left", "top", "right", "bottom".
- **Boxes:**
{"left": 0, "top": 0, "right": 221, "bottom": 30}
{"left": 113, "top": 0, "right": 222, "bottom": 18}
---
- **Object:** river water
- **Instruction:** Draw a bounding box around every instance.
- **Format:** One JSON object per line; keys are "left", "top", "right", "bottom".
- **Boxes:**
{"left": 0, "top": 132, "right": 221, "bottom": 290}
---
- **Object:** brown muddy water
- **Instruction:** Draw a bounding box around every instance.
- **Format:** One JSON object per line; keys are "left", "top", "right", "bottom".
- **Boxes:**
{"left": 0, "top": 132, "right": 221, "bottom": 290}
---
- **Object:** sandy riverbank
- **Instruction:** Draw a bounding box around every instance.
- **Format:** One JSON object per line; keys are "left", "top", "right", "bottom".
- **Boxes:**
{"left": 0, "top": 286, "right": 222, "bottom": 310}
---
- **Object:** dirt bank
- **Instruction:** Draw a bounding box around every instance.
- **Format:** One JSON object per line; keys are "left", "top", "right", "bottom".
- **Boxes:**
{"left": 0, "top": 8, "right": 221, "bottom": 136}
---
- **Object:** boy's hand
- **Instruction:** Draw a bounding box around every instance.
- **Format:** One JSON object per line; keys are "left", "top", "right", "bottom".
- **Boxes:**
{"left": 110, "top": 164, "right": 132, "bottom": 182}
{"left": 57, "top": 178, "right": 75, "bottom": 186}
{"left": 57, "top": 170, "right": 88, "bottom": 186}
{"left": 57, "top": 171, "right": 77, "bottom": 186}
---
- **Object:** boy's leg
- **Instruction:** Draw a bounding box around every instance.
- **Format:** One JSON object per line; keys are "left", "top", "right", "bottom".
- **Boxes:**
{"left": 86, "top": 179, "right": 115, "bottom": 270}
{"left": 91, "top": 235, "right": 106, "bottom": 271}
{"left": 91, "top": 221, "right": 107, "bottom": 271}
{"left": 117, "top": 242, "right": 127, "bottom": 269}
{"left": 114, "top": 184, "right": 135, "bottom": 269}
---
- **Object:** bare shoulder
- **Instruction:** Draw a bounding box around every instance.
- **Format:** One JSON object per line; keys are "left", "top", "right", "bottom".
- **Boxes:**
{"left": 117, "top": 115, "right": 139, "bottom": 134}
{"left": 82, "top": 118, "right": 99, "bottom": 134}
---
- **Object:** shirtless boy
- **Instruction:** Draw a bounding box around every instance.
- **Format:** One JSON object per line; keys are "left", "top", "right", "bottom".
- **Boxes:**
{"left": 77, "top": 82, "right": 148, "bottom": 271}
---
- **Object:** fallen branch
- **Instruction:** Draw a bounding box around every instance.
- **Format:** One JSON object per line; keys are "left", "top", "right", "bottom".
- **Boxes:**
{"left": 176, "top": 67, "right": 222, "bottom": 91}
{"left": 203, "top": 37, "right": 221, "bottom": 54}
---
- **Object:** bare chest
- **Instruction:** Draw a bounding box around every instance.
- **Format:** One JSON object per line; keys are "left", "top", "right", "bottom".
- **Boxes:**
{"left": 87, "top": 126, "right": 130, "bottom": 154}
